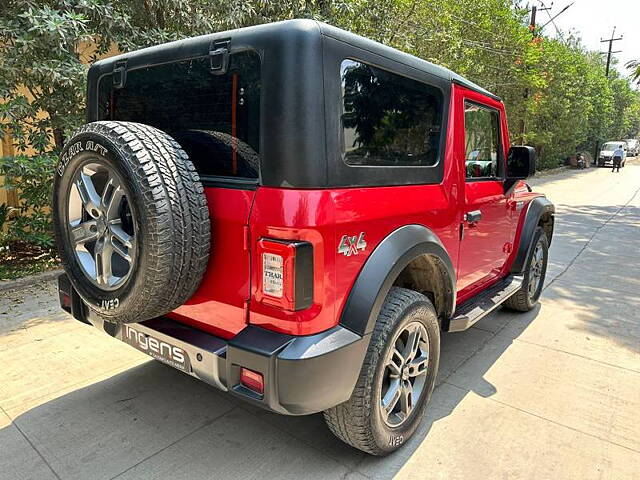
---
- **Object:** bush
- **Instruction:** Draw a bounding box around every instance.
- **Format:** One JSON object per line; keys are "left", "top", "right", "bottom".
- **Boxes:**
{"left": 0, "top": 153, "right": 56, "bottom": 248}
{"left": 0, "top": 203, "right": 9, "bottom": 245}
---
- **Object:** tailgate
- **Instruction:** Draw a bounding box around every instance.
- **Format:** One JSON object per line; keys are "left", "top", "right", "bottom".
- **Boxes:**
{"left": 167, "top": 187, "right": 256, "bottom": 339}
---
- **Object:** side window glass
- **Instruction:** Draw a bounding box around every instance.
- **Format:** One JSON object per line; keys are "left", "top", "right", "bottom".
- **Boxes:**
{"left": 341, "top": 59, "right": 443, "bottom": 167}
{"left": 464, "top": 102, "right": 502, "bottom": 180}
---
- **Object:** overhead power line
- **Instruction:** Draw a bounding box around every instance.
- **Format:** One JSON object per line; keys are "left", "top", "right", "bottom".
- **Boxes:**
{"left": 536, "top": 1, "right": 560, "bottom": 36}
{"left": 540, "top": 2, "right": 574, "bottom": 31}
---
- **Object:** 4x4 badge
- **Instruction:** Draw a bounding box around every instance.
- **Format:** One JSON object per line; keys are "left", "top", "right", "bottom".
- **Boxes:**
{"left": 338, "top": 233, "right": 367, "bottom": 257}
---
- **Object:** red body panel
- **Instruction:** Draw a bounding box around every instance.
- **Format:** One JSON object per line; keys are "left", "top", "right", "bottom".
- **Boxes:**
{"left": 168, "top": 84, "right": 541, "bottom": 338}
{"left": 167, "top": 188, "right": 255, "bottom": 339}
{"left": 457, "top": 181, "right": 513, "bottom": 293}
{"left": 247, "top": 182, "right": 460, "bottom": 335}
{"left": 453, "top": 85, "right": 516, "bottom": 302}
{"left": 247, "top": 92, "right": 460, "bottom": 336}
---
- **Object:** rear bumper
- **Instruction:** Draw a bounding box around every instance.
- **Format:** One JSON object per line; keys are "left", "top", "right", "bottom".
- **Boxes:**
{"left": 599, "top": 157, "right": 624, "bottom": 165}
{"left": 58, "top": 275, "right": 368, "bottom": 415}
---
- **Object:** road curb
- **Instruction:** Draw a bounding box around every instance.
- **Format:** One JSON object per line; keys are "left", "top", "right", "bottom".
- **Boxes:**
{"left": 0, "top": 269, "right": 63, "bottom": 293}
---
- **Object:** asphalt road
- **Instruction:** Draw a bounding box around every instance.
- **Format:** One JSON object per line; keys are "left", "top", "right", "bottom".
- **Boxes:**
{"left": 2, "top": 160, "right": 639, "bottom": 480}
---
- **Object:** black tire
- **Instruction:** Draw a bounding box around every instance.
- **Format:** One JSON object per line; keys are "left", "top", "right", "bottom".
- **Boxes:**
{"left": 53, "top": 121, "right": 210, "bottom": 323}
{"left": 323, "top": 287, "right": 440, "bottom": 455}
{"left": 503, "top": 227, "right": 549, "bottom": 312}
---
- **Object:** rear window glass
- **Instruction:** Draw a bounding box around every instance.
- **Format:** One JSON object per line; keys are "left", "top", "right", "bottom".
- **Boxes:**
{"left": 98, "top": 51, "right": 261, "bottom": 179}
{"left": 340, "top": 59, "right": 443, "bottom": 167}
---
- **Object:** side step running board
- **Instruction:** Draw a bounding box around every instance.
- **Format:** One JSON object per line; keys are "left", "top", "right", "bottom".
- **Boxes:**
{"left": 447, "top": 274, "right": 524, "bottom": 332}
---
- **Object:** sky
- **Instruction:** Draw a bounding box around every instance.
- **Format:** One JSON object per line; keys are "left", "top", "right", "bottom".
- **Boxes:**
{"left": 537, "top": 0, "right": 639, "bottom": 78}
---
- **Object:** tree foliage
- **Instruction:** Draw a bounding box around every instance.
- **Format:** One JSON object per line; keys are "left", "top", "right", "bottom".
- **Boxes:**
{"left": 1, "top": 0, "right": 640, "bottom": 247}
{"left": 0, "top": 154, "right": 55, "bottom": 247}
{"left": 627, "top": 59, "right": 640, "bottom": 85}
{"left": 2, "top": 0, "right": 639, "bottom": 162}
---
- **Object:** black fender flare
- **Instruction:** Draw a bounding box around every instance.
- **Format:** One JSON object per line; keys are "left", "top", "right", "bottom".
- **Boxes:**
{"left": 340, "top": 224, "right": 456, "bottom": 336}
{"left": 511, "top": 197, "right": 555, "bottom": 274}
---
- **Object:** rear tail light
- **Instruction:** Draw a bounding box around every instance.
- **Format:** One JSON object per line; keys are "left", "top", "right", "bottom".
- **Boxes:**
{"left": 240, "top": 367, "right": 264, "bottom": 395}
{"left": 257, "top": 238, "right": 313, "bottom": 311}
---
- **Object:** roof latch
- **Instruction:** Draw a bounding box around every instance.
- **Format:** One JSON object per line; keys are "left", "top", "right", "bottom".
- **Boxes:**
{"left": 209, "top": 39, "right": 230, "bottom": 75}
{"left": 112, "top": 60, "right": 128, "bottom": 89}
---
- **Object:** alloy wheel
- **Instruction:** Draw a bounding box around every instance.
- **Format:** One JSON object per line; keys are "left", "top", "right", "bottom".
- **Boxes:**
{"left": 528, "top": 241, "right": 544, "bottom": 298}
{"left": 67, "top": 162, "right": 136, "bottom": 291}
{"left": 380, "top": 321, "right": 430, "bottom": 427}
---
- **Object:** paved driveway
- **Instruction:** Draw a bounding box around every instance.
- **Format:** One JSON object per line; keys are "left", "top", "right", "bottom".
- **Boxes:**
{"left": 1, "top": 160, "right": 639, "bottom": 479}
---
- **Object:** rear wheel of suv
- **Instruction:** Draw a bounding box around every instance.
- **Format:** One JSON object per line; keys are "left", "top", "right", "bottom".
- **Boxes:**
{"left": 503, "top": 226, "right": 549, "bottom": 312}
{"left": 53, "top": 121, "right": 210, "bottom": 324}
{"left": 323, "top": 287, "right": 440, "bottom": 455}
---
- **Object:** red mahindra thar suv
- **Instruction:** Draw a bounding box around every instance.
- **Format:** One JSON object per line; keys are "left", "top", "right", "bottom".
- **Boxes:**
{"left": 54, "top": 20, "right": 554, "bottom": 455}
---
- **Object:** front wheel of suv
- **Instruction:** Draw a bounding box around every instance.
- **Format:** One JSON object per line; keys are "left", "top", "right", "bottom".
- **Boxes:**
{"left": 503, "top": 226, "right": 549, "bottom": 312}
{"left": 323, "top": 287, "right": 440, "bottom": 455}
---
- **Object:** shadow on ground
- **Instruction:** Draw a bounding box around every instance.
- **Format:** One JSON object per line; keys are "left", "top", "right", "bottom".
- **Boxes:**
{"left": 0, "top": 304, "right": 539, "bottom": 480}
{"left": 541, "top": 201, "right": 640, "bottom": 358}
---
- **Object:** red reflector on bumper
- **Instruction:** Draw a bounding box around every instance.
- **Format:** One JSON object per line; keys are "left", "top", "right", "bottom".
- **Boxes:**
{"left": 240, "top": 367, "right": 264, "bottom": 395}
{"left": 61, "top": 292, "right": 72, "bottom": 309}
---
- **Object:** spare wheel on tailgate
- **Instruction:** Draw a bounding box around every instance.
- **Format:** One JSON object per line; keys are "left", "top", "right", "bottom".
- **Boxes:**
{"left": 53, "top": 121, "right": 211, "bottom": 323}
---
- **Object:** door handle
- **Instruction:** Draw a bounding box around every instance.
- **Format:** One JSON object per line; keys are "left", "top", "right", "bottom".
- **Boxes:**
{"left": 465, "top": 210, "right": 482, "bottom": 223}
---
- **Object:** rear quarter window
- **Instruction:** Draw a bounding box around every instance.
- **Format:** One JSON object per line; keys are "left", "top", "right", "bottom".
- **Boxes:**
{"left": 97, "top": 51, "right": 261, "bottom": 180}
{"left": 340, "top": 59, "right": 443, "bottom": 167}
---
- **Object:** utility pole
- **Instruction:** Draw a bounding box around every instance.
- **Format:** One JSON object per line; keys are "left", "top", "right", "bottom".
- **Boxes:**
{"left": 528, "top": 3, "right": 552, "bottom": 35}
{"left": 529, "top": 5, "right": 537, "bottom": 34}
{"left": 594, "top": 27, "right": 623, "bottom": 163}
{"left": 600, "top": 27, "right": 623, "bottom": 78}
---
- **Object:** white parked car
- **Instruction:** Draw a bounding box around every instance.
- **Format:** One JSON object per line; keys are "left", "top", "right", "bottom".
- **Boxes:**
{"left": 624, "top": 139, "right": 639, "bottom": 156}
{"left": 598, "top": 141, "right": 627, "bottom": 167}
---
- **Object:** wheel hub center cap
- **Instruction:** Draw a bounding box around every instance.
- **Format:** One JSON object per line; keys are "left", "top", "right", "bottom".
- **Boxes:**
{"left": 402, "top": 367, "right": 409, "bottom": 381}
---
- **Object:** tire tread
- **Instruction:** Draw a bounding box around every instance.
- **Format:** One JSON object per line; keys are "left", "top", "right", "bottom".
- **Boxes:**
{"left": 323, "top": 287, "right": 437, "bottom": 455}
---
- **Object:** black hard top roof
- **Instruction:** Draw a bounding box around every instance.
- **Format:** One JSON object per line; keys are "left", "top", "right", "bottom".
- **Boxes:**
{"left": 94, "top": 19, "right": 500, "bottom": 101}
{"left": 317, "top": 21, "right": 500, "bottom": 101}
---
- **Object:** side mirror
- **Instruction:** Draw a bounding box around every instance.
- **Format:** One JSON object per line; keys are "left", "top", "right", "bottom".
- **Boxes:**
{"left": 507, "top": 146, "right": 536, "bottom": 180}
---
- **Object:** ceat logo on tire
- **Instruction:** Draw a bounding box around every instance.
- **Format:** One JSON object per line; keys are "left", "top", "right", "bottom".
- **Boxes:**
{"left": 100, "top": 298, "right": 119, "bottom": 310}
{"left": 338, "top": 233, "right": 367, "bottom": 257}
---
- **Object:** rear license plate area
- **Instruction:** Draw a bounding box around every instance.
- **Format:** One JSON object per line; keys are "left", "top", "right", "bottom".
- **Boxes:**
{"left": 122, "top": 324, "right": 191, "bottom": 373}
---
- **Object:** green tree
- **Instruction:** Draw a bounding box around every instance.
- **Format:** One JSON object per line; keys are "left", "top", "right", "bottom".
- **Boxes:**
{"left": 0, "top": 1, "right": 136, "bottom": 151}
{"left": 627, "top": 59, "right": 640, "bottom": 85}
{"left": 0, "top": 0, "right": 258, "bottom": 247}
{"left": 2, "top": 0, "right": 640, "bottom": 249}
{"left": 0, "top": 0, "right": 135, "bottom": 247}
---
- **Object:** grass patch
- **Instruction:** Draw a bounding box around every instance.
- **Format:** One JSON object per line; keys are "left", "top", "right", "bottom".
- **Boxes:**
{"left": 0, "top": 243, "right": 59, "bottom": 281}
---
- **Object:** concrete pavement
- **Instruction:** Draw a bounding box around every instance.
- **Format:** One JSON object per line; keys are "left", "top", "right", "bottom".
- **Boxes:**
{"left": 1, "top": 161, "right": 639, "bottom": 479}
